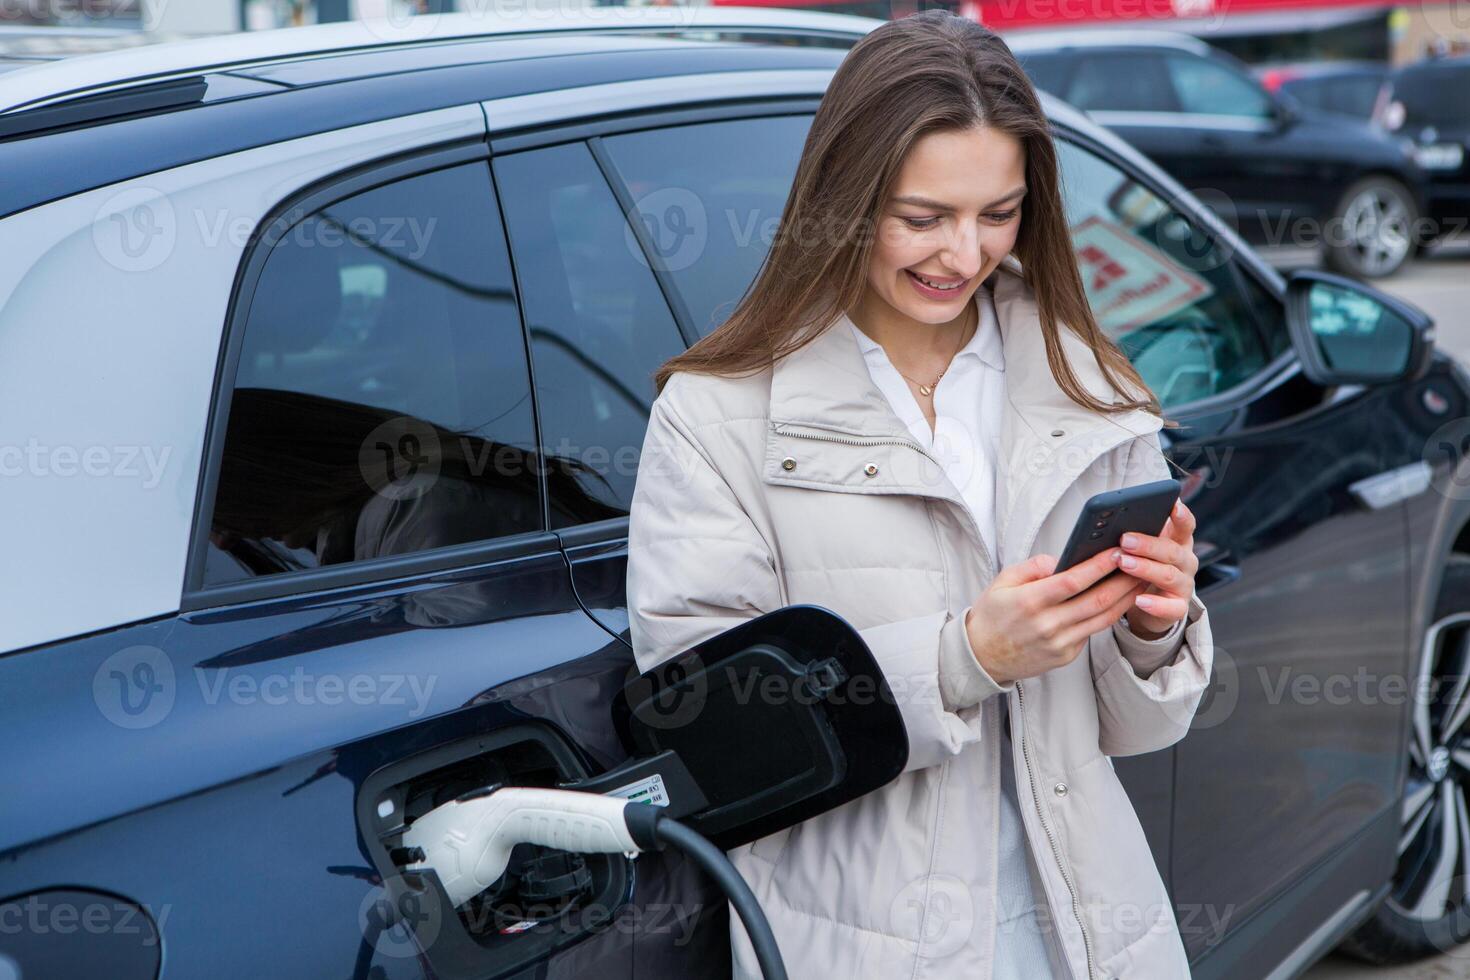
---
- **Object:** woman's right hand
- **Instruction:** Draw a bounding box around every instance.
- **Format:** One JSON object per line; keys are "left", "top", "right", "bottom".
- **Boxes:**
{"left": 964, "top": 547, "right": 1149, "bottom": 686}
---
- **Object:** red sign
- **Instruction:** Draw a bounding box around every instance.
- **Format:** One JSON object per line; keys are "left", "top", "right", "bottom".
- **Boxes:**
{"left": 978, "top": 0, "right": 1389, "bottom": 30}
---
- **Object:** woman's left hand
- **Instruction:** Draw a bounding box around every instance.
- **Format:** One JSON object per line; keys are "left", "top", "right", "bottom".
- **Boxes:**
{"left": 1116, "top": 498, "right": 1198, "bottom": 636}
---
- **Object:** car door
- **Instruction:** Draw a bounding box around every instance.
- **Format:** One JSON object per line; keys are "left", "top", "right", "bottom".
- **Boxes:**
{"left": 1051, "top": 130, "right": 1413, "bottom": 967}
{"left": 488, "top": 118, "right": 815, "bottom": 975}
{"left": 173, "top": 150, "right": 662, "bottom": 980}
{"left": 1158, "top": 50, "right": 1313, "bottom": 243}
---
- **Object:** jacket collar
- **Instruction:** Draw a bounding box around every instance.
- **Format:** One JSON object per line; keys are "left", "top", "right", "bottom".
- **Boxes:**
{"left": 765, "top": 252, "right": 1164, "bottom": 566}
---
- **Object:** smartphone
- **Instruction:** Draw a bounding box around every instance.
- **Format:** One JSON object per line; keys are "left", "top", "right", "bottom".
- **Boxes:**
{"left": 1052, "top": 478, "right": 1182, "bottom": 574}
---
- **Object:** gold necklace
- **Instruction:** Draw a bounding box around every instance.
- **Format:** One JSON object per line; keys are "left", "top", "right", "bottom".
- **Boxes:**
{"left": 893, "top": 305, "right": 976, "bottom": 397}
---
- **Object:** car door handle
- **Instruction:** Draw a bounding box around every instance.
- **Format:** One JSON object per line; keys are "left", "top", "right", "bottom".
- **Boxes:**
{"left": 1348, "top": 460, "right": 1431, "bottom": 509}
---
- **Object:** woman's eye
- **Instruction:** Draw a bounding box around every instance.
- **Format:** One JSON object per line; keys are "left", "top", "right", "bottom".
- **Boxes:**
{"left": 901, "top": 210, "right": 1017, "bottom": 230}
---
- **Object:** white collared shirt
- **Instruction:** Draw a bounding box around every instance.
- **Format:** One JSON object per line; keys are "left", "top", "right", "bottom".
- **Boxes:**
{"left": 847, "top": 282, "right": 1007, "bottom": 569}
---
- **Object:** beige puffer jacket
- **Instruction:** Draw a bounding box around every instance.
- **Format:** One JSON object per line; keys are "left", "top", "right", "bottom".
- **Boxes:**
{"left": 625, "top": 253, "right": 1214, "bottom": 980}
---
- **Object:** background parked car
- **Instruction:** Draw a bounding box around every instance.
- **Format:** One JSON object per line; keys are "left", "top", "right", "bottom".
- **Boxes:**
{"left": 1007, "top": 29, "right": 1429, "bottom": 279}
{"left": 0, "top": 10, "right": 1465, "bottom": 980}
{"left": 1378, "top": 56, "right": 1470, "bottom": 253}
{"left": 1257, "top": 59, "right": 1390, "bottom": 122}
{"left": 1257, "top": 55, "right": 1470, "bottom": 254}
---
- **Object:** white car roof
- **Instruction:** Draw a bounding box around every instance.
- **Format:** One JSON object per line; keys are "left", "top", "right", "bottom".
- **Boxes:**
{"left": 0, "top": 7, "right": 885, "bottom": 115}
{"left": 1003, "top": 27, "right": 1211, "bottom": 56}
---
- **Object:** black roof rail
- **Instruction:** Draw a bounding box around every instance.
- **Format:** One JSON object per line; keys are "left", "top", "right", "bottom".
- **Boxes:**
{"left": 0, "top": 74, "right": 209, "bottom": 140}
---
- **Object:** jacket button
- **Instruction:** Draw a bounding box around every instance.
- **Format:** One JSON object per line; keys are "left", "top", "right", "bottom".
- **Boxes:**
{"left": 1050, "top": 429, "right": 1065, "bottom": 438}
{"left": 863, "top": 462, "right": 878, "bottom": 477}
{"left": 1053, "top": 781, "right": 1068, "bottom": 798}
{"left": 781, "top": 456, "right": 797, "bottom": 471}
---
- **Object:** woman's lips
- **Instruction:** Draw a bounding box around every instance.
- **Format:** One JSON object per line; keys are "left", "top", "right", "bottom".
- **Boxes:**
{"left": 905, "top": 269, "right": 970, "bottom": 298}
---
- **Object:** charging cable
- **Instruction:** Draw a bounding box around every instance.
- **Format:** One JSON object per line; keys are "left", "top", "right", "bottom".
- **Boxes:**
{"left": 401, "top": 786, "right": 788, "bottom": 980}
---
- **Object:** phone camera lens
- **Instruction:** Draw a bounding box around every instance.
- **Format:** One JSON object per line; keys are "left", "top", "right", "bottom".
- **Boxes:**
{"left": 1093, "top": 518, "right": 1109, "bottom": 528}
{"left": 1088, "top": 530, "right": 1104, "bottom": 539}
{"left": 1097, "top": 509, "right": 1115, "bottom": 518}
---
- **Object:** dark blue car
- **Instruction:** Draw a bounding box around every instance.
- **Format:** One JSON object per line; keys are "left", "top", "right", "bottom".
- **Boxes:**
{"left": 0, "top": 10, "right": 1466, "bottom": 978}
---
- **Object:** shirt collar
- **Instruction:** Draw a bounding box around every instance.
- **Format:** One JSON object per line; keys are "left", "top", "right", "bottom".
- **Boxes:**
{"left": 848, "top": 281, "right": 1005, "bottom": 371}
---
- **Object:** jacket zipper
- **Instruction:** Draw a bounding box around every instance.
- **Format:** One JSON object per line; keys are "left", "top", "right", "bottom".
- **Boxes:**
{"left": 776, "top": 420, "right": 1099, "bottom": 975}
{"left": 770, "top": 423, "right": 996, "bottom": 579}
{"left": 1015, "top": 680, "right": 1096, "bottom": 979}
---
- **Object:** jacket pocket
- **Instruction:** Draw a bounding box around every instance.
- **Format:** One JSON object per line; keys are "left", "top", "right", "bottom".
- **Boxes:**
{"left": 1058, "top": 753, "right": 1179, "bottom": 969}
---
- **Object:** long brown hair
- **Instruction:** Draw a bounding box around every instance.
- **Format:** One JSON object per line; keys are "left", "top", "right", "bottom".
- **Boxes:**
{"left": 653, "top": 10, "right": 1172, "bottom": 426}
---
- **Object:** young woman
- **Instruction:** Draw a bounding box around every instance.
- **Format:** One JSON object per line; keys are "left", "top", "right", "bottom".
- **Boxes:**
{"left": 625, "top": 11, "right": 1215, "bottom": 979}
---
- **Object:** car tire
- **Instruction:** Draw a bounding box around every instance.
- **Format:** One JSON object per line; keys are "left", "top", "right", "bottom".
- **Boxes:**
{"left": 1322, "top": 176, "right": 1418, "bottom": 280}
{"left": 1339, "top": 554, "right": 1470, "bottom": 964}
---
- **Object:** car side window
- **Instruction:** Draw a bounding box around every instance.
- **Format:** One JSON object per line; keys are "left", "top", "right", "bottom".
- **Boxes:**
{"left": 1066, "top": 54, "right": 1175, "bottom": 112}
{"left": 1165, "top": 53, "right": 1272, "bottom": 119}
{"left": 493, "top": 142, "right": 687, "bottom": 529}
{"left": 1055, "top": 138, "right": 1274, "bottom": 408}
{"left": 202, "top": 162, "right": 542, "bottom": 586}
{"left": 599, "top": 115, "right": 813, "bottom": 337}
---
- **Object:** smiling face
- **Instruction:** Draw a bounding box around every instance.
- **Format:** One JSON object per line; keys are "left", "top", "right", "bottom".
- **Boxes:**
{"left": 860, "top": 124, "right": 1027, "bottom": 333}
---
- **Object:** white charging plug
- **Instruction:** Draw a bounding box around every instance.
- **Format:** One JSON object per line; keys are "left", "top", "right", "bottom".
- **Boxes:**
{"left": 400, "top": 787, "right": 642, "bottom": 908}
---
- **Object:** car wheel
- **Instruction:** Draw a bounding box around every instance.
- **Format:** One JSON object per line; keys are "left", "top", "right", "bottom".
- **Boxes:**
{"left": 1339, "top": 555, "right": 1470, "bottom": 964}
{"left": 1322, "top": 176, "right": 1417, "bottom": 279}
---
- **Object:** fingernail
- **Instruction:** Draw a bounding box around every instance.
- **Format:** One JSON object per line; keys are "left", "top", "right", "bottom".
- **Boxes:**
{"left": 1121, "top": 533, "right": 1138, "bottom": 548}
{"left": 1136, "top": 595, "right": 1154, "bottom": 609}
{"left": 1111, "top": 548, "right": 1122, "bottom": 562}
{"left": 1120, "top": 555, "right": 1138, "bottom": 569}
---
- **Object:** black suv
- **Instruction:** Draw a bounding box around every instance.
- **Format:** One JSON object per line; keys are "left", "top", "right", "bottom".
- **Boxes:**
{"left": 1010, "top": 29, "right": 1430, "bottom": 279}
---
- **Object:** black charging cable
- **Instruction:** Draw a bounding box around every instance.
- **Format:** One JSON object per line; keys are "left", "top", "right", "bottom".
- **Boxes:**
{"left": 624, "top": 804, "right": 788, "bottom": 980}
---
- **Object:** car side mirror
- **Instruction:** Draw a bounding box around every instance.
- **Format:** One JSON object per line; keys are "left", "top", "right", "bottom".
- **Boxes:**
{"left": 603, "top": 605, "right": 909, "bottom": 850}
{"left": 1285, "top": 269, "right": 1434, "bottom": 386}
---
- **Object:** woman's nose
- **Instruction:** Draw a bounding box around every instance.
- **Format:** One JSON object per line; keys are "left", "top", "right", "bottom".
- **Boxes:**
{"left": 939, "top": 221, "right": 988, "bottom": 279}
